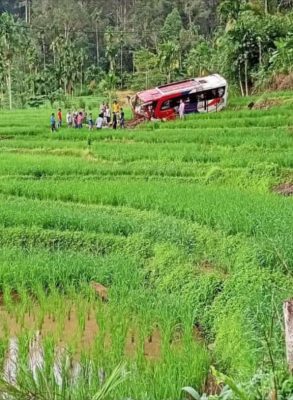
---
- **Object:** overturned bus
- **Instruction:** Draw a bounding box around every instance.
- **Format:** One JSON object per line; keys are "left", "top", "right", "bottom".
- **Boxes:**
{"left": 131, "top": 74, "right": 228, "bottom": 121}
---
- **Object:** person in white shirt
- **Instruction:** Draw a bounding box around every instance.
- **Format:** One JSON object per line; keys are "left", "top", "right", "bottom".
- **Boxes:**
{"left": 66, "top": 111, "right": 72, "bottom": 127}
{"left": 96, "top": 113, "right": 103, "bottom": 129}
{"left": 179, "top": 99, "right": 185, "bottom": 119}
{"left": 105, "top": 105, "right": 111, "bottom": 126}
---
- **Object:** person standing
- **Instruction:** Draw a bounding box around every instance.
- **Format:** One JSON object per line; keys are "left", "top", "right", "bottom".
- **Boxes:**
{"left": 57, "top": 108, "right": 62, "bottom": 128}
{"left": 77, "top": 112, "right": 83, "bottom": 129}
{"left": 96, "top": 113, "right": 103, "bottom": 130}
{"left": 50, "top": 113, "right": 56, "bottom": 133}
{"left": 66, "top": 111, "right": 72, "bottom": 128}
{"left": 112, "top": 112, "right": 117, "bottom": 130}
{"left": 120, "top": 108, "right": 125, "bottom": 129}
{"left": 112, "top": 100, "right": 120, "bottom": 130}
{"left": 179, "top": 99, "right": 185, "bottom": 119}
{"left": 105, "top": 104, "right": 111, "bottom": 127}
{"left": 88, "top": 113, "right": 94, "bottom": 131}
{"left": 112, "top": 100, "right": 120, "bottom": 115}
{"left": 73, "top": 112, "right": 78, "bottom": 128}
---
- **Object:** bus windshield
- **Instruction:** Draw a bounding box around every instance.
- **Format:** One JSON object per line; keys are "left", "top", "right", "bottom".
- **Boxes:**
{"left": 133, "top": 97, "right": 155, "bottom": 119}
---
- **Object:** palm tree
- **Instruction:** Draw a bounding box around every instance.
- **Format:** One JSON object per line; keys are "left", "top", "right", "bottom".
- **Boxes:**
{"left": 158, "top": 41, "right": 180, "bottom": 83}
{"left": 218, "top": 0, "right": 250, "bottom": 24}
{"left": 51, "top": 36, "right": 80, "bottom": 95}
{"left": 0, "top": 13, "right": 22, "bottom": 109}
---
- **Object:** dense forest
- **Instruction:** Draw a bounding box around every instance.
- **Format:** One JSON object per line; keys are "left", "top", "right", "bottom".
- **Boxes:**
{"left": 0, "top": 0, "right": 292, "bottom": 108}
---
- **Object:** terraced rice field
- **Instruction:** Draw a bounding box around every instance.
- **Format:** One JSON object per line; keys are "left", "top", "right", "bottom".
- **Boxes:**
{"left": 0, "top": 92, "right": 292, "bottom": 398}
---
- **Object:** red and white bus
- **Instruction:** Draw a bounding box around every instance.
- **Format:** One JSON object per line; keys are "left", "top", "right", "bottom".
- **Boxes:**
{"left": 132, "top": 74, "right": 228, "bottom": 121}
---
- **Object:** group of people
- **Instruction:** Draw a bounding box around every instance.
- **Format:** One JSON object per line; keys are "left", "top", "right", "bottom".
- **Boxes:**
{"left": 97, "top": 101, "right": 125, "bottom": 130}
{"left": 50, "top": 101, "right": 125, "bottom": 133}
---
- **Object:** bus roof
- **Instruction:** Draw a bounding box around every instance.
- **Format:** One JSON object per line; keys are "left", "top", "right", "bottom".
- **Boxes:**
{"left": 137, "top": 74, "right": 227, "bottom": 103}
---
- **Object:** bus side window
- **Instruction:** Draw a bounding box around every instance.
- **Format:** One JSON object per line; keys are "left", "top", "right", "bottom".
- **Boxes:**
{"left": 218, "top": 87, "right": 225, "bottom": 97}
{"left": 161, "top": 100, "right": 171, "bottom": 110}
{"left": 185, "top": 94, "right": 198, "bottom": 113}
{"left": 198, "top": 93, "right": 205, "bottom": 102}
{"left": 161, "top": 97, "right": 181, "bottom": 111}
{"left": 171, "top": 98, "right": 181, "bottom": 109}
{"left": 205, "top": 90, "right": 215, "bottom": 101}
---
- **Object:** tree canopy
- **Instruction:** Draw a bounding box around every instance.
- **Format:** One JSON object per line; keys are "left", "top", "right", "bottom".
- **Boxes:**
{"left": 0, "top": 0, "right": 292, "bottom": 107}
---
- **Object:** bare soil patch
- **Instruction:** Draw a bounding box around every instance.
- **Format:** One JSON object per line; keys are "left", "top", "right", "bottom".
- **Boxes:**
{"left": 270, "top": 73, "right": 293, "bottom": 91}
{"left": 274, "top": 183, "right": 293, "bottom": 197}
{"left": 91, "top": 282, "right": 108, "bottom": 302}
{"left": 0, "top": 288, "right": 204, "bottom": 362}
{"left": 0, "top": 305, "right": 164, "bottom": 360}
{"left": 199, "top": 260, "right": 216, "bottom": 274}
{"left": 252, "top": 98, "right": 282, "bottom": 110}
{"left": 144, "top": 329, "right": 161, "bottom": 359}
{"left": 197, "top": 260, "right": 227, "bottom": 279}
{"left": 203, "top": 373, "right": 221, "bottom": 396}
{"left": 116, "top": 90, "right": 135, "bottom": 106}
{"left": 126, "top": 116, "right": 145, "bottom": 129}
{"left": 0, "top": 291, "right": 21, "bottom": 306}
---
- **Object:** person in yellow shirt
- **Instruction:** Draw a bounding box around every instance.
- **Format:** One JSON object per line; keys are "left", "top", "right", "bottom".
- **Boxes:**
{"left": 112, "top": 100, "right": 120, "bottom": 114}
{"left": 112, "top": 100, "right": 120, "bottom": 130}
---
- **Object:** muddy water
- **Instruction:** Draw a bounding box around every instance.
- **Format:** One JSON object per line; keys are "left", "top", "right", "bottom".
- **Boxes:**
{"left": 1, "top": 320, "right": 162, "bottom": 389}
{"left": 0, "top": 305, "right": 163, "bottom": 368}
{"left": 0, "top": 306, "right": 99, "bottom": 351}
{"left": 2, "top": 333, "right": 82, "bottom": 387}
{"left": 1, "top": 302, "right": 204, "bottom": 389}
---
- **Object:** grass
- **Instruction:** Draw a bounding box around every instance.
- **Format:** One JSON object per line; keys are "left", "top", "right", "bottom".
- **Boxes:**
{"left": 0, "top": 92, "right": 292, "bottom": 398}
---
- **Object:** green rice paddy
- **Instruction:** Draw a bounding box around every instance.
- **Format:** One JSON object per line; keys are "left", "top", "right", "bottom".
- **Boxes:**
{"left": 0, "top": 92, "right": 292, "bottom": 398}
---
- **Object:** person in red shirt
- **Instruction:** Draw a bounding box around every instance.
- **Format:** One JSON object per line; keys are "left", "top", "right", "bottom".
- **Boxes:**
{"left": 57, "top": 108, "right": 62, "bottom": 128}
{"left": 77, "top": 112, "right": 83, "bottom": 128}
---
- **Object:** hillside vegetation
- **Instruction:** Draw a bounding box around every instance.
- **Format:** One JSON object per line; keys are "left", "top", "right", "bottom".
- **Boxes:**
{"left": 0, "top": 0, "right": 292, "bottom": 109}
{"left": 0, "top": 92, "right": 292, "bottom": 398}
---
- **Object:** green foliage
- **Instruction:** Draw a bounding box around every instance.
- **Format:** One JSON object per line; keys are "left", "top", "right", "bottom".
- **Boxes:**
{"left": 214, "top": 311, "right": 258, "bottom": 378}
{"left": 160, "top": 8, "right": 183, "bottom": 42}
{"left": 78, "top": 98, "right": 86, "bottom": 110}
{"left": 98, "top": 73, "right": 118, "bottom": 103}
{"left": 218, "top": 0, "right": 250, "bottom": 24}
{"left": 0, "top": 1, "right": 292, "bottom": 108}
{"left": 0, "top": 13, "right": 25, "bottom": 109}
{"left": 212, "top": 367, "right": 251, "bottom": 400}
{"left": 158, "top": 41, "right": 180, "bottom": 83}
{"left": 27, "top": 96, "right": 47, "bottom": 108}
{"left": 270, "top": 32, "right": 293, "bottom": 73}
{"left": 185, "top": 41, "right": 214, "bottom": 77}
{"left": 0, "top": 89, "right": 292, "bottom": 397}
{"left": 205, "top": 167, "right": 225, "bottom": 184}
{"left": 0, "top": 362, "right": 128, "bottom": 400}
{"left": 132, "top": 49, "right": 165, "bottom": 90}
